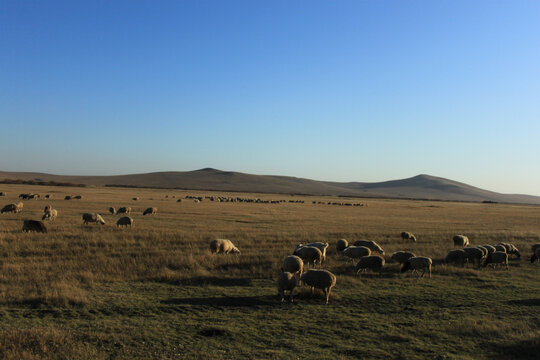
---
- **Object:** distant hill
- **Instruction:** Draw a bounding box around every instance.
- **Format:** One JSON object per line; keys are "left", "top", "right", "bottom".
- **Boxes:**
{"left": 1, "top": 168, "right": 539, "bottom": 204}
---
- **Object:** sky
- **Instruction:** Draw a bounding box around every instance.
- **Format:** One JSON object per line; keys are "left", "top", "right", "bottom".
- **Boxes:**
{"left": 1, "top": 0, "right": 539, "bottom": 195}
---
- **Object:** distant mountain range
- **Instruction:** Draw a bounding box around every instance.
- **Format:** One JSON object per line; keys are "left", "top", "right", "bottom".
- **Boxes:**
{"left": 1, "top": 168, "right": 539, "bottom": 204}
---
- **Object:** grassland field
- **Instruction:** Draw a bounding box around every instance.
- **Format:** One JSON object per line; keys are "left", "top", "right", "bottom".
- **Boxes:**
{"left": 0, "top": 184, "right": 540, "bottom": 359}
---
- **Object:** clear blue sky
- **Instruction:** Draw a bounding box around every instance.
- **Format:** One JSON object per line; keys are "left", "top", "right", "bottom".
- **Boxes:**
{"left": 1, "top": 0, "right": 539, "bottom": 195}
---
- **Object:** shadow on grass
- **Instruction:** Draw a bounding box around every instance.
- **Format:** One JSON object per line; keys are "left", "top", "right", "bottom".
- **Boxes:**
{"left": 507, "top": 298, "right": 540, "bottom": 306}
{"left": 153, "top": 276, "right": 253, "bottom": 287}
{"left": 161, "top": 295, "right": 276, "bottom": 307}
{"left": 493, "top": 338, "right": 540, "bottom": 360}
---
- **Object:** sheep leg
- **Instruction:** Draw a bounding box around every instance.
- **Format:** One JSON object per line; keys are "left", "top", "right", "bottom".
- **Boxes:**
{"left": 324, "top": 289, "right": 329, "bottom": 304}
{"left": 310, "top": 286, "right": 314, "bottom": 295}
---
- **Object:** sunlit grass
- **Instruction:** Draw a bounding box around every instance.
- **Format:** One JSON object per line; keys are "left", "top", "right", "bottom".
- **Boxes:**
{"left": 0, "top": 184, "right": 539, "bottom": 359}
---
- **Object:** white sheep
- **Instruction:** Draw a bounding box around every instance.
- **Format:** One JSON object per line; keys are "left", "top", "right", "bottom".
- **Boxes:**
{"left": 277, "top": 271, "right": 298, "bottom": 303}
{"left": 445, "top": 249, "right": 466, "bottom": 266}
{"left": 483, "top": 251, "right": 509, "bottom": 270}
{"left": 401, "top": 257, "right": 432, "bottom": 278}
{"left": 293, "top": 246, "right": 322, "bottom": 267}
{"left": 116, "top": 216, "right": 133, "bottom": 228}
{"left": 210, "top": 239, "right": 240, "bottom": 254}
{"left": 116, "top": 207, "right": 131, "bottom": 215}
{"left": 499, "top": 243, "right": 521, "bottom": 259}
{"left": 42, "top": 209, "right": 58, "bottom": 221}
{"left": 480, "top": 244, "right": 497, "bottom": 255}
{"left": 391, "top": 251, "right": 415, "bottom": 264}
{"left": 401, "top": 232, "right": 416, "bottom": 242}
{"left": 22, "top": 219, "right": 47, "bottom": 233}
{"left": 336, "top": 239, "right": 348, "bottom": 253}
{"left": 143, "top": 207, "right": 157, "bottom": 216}
{"left": 1, "top": 203, "right": 19, "bottom": 214}
{"left": 341, "top": 246, "right": 371, "bottom": 262}
{"left": 453, "top": 235, "right": 469, "bottom": 247}
{"left": 355, "top": 255, "right": 385, "bottom": 275}
{"left": 82, "top": 213, "right": 105, "bottom": 225}
{"left": 299, "top": 269, "right": 337, "bottom": 304}
{"left": 299, "top": 242, "right": 329, "bottom": 263}
{"left": 352, "top": 240, "right": 384, "bottom": 254}
{"left": 282, "top": 255, "right": 303, "bottom": 277}
{"left": 463, "top": 247, "right": 485, "bottom": 267}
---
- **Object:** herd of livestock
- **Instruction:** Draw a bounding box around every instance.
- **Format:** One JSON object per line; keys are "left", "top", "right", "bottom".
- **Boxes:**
{"left": 210, "top": 233, "right": 539, "bottom": 304}
{"left": 2, "top": 190, "right": 540, "bottom": 305}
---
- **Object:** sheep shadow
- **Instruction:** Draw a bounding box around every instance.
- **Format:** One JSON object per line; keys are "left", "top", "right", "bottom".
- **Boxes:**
{"left": 507, "top": 298, "right": 540, "bottom": 307}
{"left": 154, "top": 277, "right": 252, "bottom": 287}
{"left": 161, "top": 295, "right": 276, "bottom": 308}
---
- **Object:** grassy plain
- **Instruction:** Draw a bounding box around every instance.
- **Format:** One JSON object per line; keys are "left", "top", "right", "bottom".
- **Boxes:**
{"left": 0, "top": 184, "right": 539, "bottom": 359}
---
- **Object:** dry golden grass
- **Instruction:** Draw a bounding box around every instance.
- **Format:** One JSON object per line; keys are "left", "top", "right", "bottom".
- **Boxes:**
{"left": 1, "top": 184, "right": 540, "bottom": 359}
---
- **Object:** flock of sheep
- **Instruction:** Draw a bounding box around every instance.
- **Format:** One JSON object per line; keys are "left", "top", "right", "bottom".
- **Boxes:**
{"left": 3, "top": 190, "right": 540, "bottom": 306}
{"left": 1, "top": 192, "right": 160, "bottom": 232}
{"left": 210, "top": 231, "right": 537, "bottom": 305}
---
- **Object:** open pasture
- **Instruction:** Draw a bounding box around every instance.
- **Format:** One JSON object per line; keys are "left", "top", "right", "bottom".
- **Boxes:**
{"left": 0, "top": 184, "right": 540, "bottom": 359}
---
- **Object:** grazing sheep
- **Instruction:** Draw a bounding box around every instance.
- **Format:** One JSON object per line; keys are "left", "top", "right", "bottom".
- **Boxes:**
{"left": 282, "top": 255, "right": 304, "bottom": 277}
{"left": 1, "top": 204, "right": 16, "bottom": 214}
{"left": 277, "top": 271, "right": 298, "bottom": 302}
{"left": 352, "top": 240, "right": 385, "bottom": 254}
{"left": 355, "top": 255, "right": 385, "bottom": 275}
{"left": 43, "top": 205, "right": 51, "bottom": 213}
{"left": 530, "top": 248, "right": 540, "bottom": 264}
{"left": 341, "top": 246, "right": 371, "bottom": 262}
{"left": 1, "top": 203, "right": 23, "bottom": 214}
{"left": 336, "top": 239, "right": 348, "bottom": 253}
{"left": 44, "top": 194, "right": 51, "bottom": 199}
{"left": 74, "top": 195, "right": 83, "bottom": 200}
{"left": 194, "top": 199, "right": 200, "bottom": 203}
{"left": 109, "top": 207, "right": 115, "bottom": 215}
{"left": 401, "top": 232, "right": 416, "bottom": 242}
{"left": 445, "top": 249, "right": 466, "bottom": 266}
{"left": 209, "top": 239, "right": 240, "bottom": 254}
{"left": 132, "top": 197, "right": 139, "bottom": 201}
{"left": 401, "top": 257, "right": 433, "bottom": 278}
{"left": 391, "top": 251, "right": 416, "bottom": 264}
{"left": 22, "top": 220, "right": 47, "bottom": 233}
{"left": 64, "top": 195, "right": 72, "bottom": 200}
{"left": 42, "top": 209, "right": 57, "bottom": 221}
{"left": 82, "top": 213, "right": 105, "bottom": 225}
{"left": 463, "top": 247, "right": 486, "bottom": 267}
{"left": 494, "top": 244, "right": 507, "bottom": 253}
{"left": 296, "top": 243, "right": 329, "bottom": 263}
{"left": 453, "top": 235, "right": 469, "bottom": 247}
{"left": 116, "top": 207, "right": 131, "bottom": 215}
{"left": 0, "top": 192, "right": 5, "bottom": 196}
{"left": 293, "top": 246, "right": 322, "bottom": 267}
{"left": 116, "top": 216, "right": 133, "bottom": 228}
{"left": 501, "top": 243, "right": 521, "bottom": 259}
{"left": 476, "top": 246, "right": 488, "bottom": 257}
{"left": 483, "top": 251, "right": 509, "bottom": 270}
{"left": 531, "top": 244, "right": 540, "bottom": 253}
{"left": 480, "top": 244, "right": 497, "bottom": 255}
{"left": 143, "top": 207, "right": 157, "bottom": 216}
{"left": 176, "top": 199, "right": 182, "bottom": 203}
{"left": 299, "top": 269, "right": 337, "bottom": 304}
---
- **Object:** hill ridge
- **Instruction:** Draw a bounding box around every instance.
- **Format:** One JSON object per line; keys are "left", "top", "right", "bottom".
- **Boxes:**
{"left": 0, "top": 169, "right": 539, "bottom": 204}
